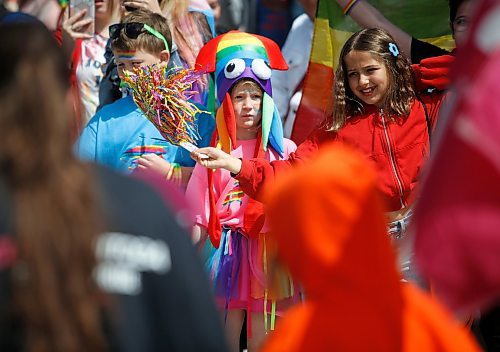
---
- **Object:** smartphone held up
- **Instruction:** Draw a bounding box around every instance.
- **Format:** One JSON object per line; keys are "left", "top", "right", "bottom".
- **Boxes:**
{"left": 69, "top": 0, "right": 95, "bottom": 36}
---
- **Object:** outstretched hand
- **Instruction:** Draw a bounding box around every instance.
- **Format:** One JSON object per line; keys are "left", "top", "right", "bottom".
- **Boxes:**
{"left": 190, "top": 147, "right": 242, "bottom": 175}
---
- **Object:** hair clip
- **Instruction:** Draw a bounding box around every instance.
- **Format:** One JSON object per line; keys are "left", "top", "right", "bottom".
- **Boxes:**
{"left": 388, "top": 43, "right": 399, "bottom": 57}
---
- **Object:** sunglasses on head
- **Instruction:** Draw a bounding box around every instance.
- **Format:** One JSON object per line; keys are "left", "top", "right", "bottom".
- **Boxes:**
{"left": 109, "top": 22, "right": 170, "bottom": 52}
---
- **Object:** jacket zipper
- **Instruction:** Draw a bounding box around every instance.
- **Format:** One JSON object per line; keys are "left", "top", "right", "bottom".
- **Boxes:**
{"left": 380, "top": 110, "right": 405, "bottom": 208}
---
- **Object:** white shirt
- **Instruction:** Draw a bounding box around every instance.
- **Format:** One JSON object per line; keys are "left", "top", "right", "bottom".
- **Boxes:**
{"left": 272, "top": 13, "right": 314, "bottom": 138}
{"left": 76, "top": 34, "right": 108, "bottom": 124}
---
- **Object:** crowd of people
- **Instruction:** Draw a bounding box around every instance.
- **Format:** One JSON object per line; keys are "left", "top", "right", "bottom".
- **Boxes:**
{"left": 1, "top": 0, "right": 499, "bottom": 351}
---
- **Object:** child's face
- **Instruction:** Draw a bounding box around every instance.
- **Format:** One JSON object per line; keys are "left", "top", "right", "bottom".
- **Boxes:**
{"left": 230, "top": 81, "right": 263, "bottom": 137}
{"left": 344, "top": 50, "right": 389, "bottom": 107}
{"left": 114, "top": 49, "right": 163, "bottom": 80}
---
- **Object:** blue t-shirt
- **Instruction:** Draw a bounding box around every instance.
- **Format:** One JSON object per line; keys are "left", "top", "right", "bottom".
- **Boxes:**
{"left": 77, "top": 95, "right": 215, "bottom": 173}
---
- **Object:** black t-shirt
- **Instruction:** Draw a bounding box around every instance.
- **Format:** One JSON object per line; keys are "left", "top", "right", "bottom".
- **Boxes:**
{"left": 0, "top": 165, "right": 228, "bottom": 352}
{"left": 411, "top": 37, "right": 451, "bottom": 64}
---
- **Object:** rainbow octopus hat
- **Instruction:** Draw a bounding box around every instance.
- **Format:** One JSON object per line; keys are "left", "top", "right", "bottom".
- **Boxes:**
{"left": 196, "top": 31, "right": 288, "bottom": 156}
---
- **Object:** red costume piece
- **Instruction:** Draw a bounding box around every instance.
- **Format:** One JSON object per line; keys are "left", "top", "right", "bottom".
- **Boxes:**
{"left": 413, "top": 0, "right": 500, "bottom": 315}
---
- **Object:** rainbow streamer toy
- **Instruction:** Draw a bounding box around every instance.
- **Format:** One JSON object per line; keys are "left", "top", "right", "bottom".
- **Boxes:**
{"left": 195, "top": 31, "right": 288, "bottom": 156}
{"left": 122, "top": 65, "right": 204, "bottom": 149}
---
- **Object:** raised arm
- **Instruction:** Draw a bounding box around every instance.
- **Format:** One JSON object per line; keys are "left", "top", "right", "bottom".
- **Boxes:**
{"left": 335, "top": 0, "right": 412, "bottom": 60}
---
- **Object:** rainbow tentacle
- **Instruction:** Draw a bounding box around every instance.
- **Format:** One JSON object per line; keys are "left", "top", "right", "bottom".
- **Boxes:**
{"left": 261, "top": 92, "right": 284, "bottom": 157}
{"left": 216, "top": 105, "right": 231, "bottom": 153}
{"left": 215, "top": 93, "right": 237, "bottom": 153}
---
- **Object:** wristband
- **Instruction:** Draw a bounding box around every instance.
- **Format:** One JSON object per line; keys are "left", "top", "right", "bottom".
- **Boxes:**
{"left": 171, "top": 163, "right": 182, "bottom": 186}
{"left": 165, "top": 163, "right": 175, "bottom": 180}
{"left": 343, "top": 0, "right": 360, "bottom": 15}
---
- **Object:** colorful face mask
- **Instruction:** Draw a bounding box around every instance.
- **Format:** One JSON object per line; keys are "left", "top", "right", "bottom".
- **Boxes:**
{"left": 196, "top": 31, "right": 288, "bottom": 156}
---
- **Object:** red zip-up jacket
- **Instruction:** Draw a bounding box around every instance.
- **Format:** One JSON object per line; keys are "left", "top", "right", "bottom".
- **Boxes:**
{"left": 236, "top": 93, "right": 443, "bottom": 212}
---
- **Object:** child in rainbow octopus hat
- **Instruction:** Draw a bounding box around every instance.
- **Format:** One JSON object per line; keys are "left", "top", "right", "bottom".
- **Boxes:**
{"left": 185, "top": 31, "right": 300, "bottom": 351}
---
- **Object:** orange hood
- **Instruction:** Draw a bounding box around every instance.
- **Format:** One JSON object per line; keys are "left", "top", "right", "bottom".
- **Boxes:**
{"left": 265, "top": 142, "right": 402, "bottom": 302}
{"left": 262, "top": 142, "right": 480, "bottom": 352}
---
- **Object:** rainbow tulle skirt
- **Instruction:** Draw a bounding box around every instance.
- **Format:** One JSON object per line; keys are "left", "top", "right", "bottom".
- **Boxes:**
{"left": 200, "top": 227, "right": 299, "bottom": 315}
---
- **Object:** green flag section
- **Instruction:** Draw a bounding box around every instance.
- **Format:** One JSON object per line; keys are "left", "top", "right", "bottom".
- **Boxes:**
{"left": 291, "top": 0, "right": 454, "bottom": 144}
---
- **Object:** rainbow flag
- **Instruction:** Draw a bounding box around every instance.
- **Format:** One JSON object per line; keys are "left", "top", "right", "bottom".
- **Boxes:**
{"left": 291, "top": 0, "right": 454, "bottom": 144}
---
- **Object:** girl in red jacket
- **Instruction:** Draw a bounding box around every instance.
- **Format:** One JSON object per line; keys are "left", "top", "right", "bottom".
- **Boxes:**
{"left": 192, "top": 28, "right": 446, "bottom": 263}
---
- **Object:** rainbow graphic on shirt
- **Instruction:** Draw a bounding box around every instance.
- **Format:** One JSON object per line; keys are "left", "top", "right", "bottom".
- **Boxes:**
{"left": 222, "top": 181, "right": 244, "bottom": 207}
{"left": 120, "top": 145, "right": 168, "bottom": 170}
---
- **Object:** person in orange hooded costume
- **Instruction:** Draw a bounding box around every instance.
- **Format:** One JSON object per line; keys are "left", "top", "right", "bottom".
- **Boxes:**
{"left": 261, "top": 142, "right": 481, "bottom": 352}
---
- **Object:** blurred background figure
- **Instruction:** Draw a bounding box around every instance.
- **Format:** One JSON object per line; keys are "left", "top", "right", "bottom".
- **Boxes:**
{"left": 411, "top": 0, "right": 500, "bottom": 350}
{"left": 261, "top": 143, "right": 480, "bottom": 352}
{"left": 272, "top": 0, "right": 316, "bottom": 138}
{"left": 215, "top": 0, "right": 244, "bottom": 33}
{"left": 0, "top": 17, "right": 227, "bottom": 352}
{"left": 158, "top": 0, "right": 214, "bottom": 71}
{"left": 241, "top": 0, "right": 302, "bottom": 47}
{"left": 206, "top": 0, "right": 220, "bottom": 29}
{"left": 335, "top": 0, "right": 475, "bottom": 63}
{"left": 97, "top": 0, "right": 214, "bottom": 110}
{"left": 59, "top": 0, "right": 121, "bottom": 136}
{"left": 2, "top": 0, "right": 61, "bottom": 29}
{"left": 252, "top": 0, "right": 294, "bottom": 47}
{"left": 213, "top": 0, "right": 303, "bottom": 39}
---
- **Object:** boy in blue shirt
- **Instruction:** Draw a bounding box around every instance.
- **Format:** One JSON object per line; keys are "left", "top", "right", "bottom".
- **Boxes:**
{"left": 77, "top": 9, "right": 214, "bottom": 185}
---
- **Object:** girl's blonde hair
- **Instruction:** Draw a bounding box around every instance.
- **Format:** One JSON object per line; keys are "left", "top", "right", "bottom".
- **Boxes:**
{"left": 330, "top": 28, "right": 416, "bottom": 131}
{"left": 229, "top": 78, "right": 263, "bottom": 95}
{"left": 159, "top": 0, "right": 213, "bottom": 68}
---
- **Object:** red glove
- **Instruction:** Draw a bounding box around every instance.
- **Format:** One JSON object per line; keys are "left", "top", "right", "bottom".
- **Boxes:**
{"left": 412, "top": 54, "right": 455, "bottom": 91}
